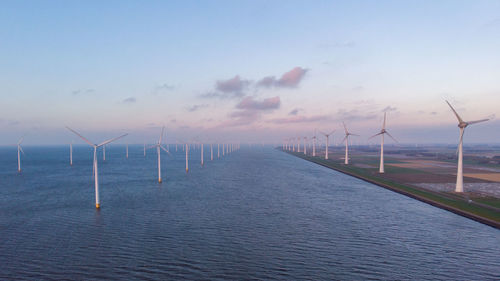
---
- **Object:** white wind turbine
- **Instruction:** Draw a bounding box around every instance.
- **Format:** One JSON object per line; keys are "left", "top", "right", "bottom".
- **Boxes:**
{"left": 341, "top": 122, "right": 358, "bottom": 165}
{"left": 303, "top": 136, "right": 307, "bottom": 155}
{"left": 70, "top": 141, "right": 73, "bottom": 166}
{"left": 319, "top": 130, "right": 335, "bottom": 160}
{"left": 126, "top": 143, "right": 129, "bottom": 159}
{"left": 149, "top": 126, "right": 170, "bottom": 183}
{"left": 446, "top": 100, "right": 489, "bottom": 193}
{"left": 66, "top": 127, "right": 127, "bottom": 209}
{"left": 17, "top": 137, "right": 25, "bottom": 172}
{"left": 369, "top": 112, "right": 397, "bottom": 173}
{"left": 185, "top": 143, "right": 189, "bottom": 173}
{"left": 210, "top": 143, "right": 213, "bottom": 161}
{"left": 312, "top": 131, "right": 317, "bottom": 156}
{"left": 297, "top": 137, "right": 301, "bottom": 153}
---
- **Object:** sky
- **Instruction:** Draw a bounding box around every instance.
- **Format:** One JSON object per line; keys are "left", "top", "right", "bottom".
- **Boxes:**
{"left": 1, "top": 0, "right": 500, "bottom": 145}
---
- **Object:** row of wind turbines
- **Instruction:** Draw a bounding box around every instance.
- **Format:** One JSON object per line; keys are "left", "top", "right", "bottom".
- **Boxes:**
{"left": 13, "top": 126, "right": 240, "bottom": 209}
{"left": 283, "top": 101, "right": 490, "bottom": 194}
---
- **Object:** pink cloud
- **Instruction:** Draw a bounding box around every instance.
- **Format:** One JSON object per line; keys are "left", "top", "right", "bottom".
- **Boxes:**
{"left": 268, "top": 115, "right": 329, "bottom": 124}
{"left": 257, "top": 67, "right": 308, "bottom": 88}
{"left": 236, "top": 96, "right": 281, "bottom": 110}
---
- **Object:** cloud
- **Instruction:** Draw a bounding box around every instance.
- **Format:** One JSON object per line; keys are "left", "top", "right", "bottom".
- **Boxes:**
{"left": 236, "top": 96, "right": 281, "bottom": 111}
{"left": 382, "top": 106, "right": 397, "bottom": 112}
{"left": 72, "top": 88, "right": 95, "bottom": 95}
{"left": 256, "top": 67, "right": 308, "bottom": 88}
{"left": 289, "top": 108, "right": 301, "bottom": 115}
{"left": 268, "top": 115, "right": 329, "bottom": 124}
{"left": 152, "top": 83, "right": 174, "bottom": 94}
{"left": 335, "top": 109, "right": 378, "bottom": 121}
{"left": 186, "top": 104, "right": 208, "bottom": 112}
{"left": 217, "top": 96, "right": 281, "bottom": 128}
{"left": 122, "top": 97, "right": 136, "bottom": 103}
{"left": 216, "top": 75, "right": 250, "bottom": 95}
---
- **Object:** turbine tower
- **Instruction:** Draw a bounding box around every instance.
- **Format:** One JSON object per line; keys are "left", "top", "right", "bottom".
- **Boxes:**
{"left": 297, "top": 137, "right": 301, "bottom": 153}
{"left": 341, "top": 122, "right": 358, "bottom": 165}
{"left": 312, "top": 131, "right": 317, "bottom": 157}
{"left": 446, "top": 100, "right": 489, "bottom": 192}
{"left": 70, "top": 141, "right": 73, "bottom": 166}
{"left": 201, "top": 143, "right": 204, "bottom": 166}
{"left": 369, "top": 112, "right": 397, "bottom": 173}
{"left": 211, "top": 143, "right": 213, "bottom": 161}
{"left": 17, "top": 137, "right": 24, "bottom": 172}
{"left": 303, "top": 137, "right": 307, "bottom": 155}
{"left": 66, "top": 127, "right": 127, "bottom": 209}
{"left": 319, "top": 130, "right": 335, "bottom": 160}
{"left": 185, "top": 143, "right": 189, "bottom": 173}
{"left": 149, "top": 126, "right": 169, "bottom": 183}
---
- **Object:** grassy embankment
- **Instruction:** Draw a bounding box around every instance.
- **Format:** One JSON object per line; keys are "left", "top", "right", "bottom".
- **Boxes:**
{"left": 286, "top": 150, "right": 500, "bottom": 229}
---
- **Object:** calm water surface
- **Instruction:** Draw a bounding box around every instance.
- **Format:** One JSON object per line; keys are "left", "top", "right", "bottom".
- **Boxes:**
{"left": 0, "top": 146, "right": 499, "bottom": 280}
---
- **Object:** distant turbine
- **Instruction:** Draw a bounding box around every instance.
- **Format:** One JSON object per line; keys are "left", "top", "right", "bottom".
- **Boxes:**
{"left": 446, "top": 100, "right": 489, "bottom": 192}
{"left": 70, "top": 141, "right": 73, "bottom": 166}
{"left": 369, "top": 112, "right": 397, "bottom": 173}
{"left": 312, "top": 131, "right": 317, "bottom": 157}
{"left": 126, "top": 143, "right": 129, "bottom": 159}
{"left": 211, "top": 143, "right": 213, "bottom": 161}
{"left": 297, "top": 137, "right": 301, "bottom": 153}
{"left": 341, "top": 122, "right": 358, "bottom": 165}
{"left": 17, "top": 137, "right": 25, "bottom": 172}
{"left": 201, "top": 143, "right": 204, "bottom": 166}
{"left": 149, "top": 126, "right": 169, "bottom": 183}
{"left": 185, "top": 143, "right": 189, "bottom": 173}
{"left": 143, "top": 142, "right": 146, "bottom": 157}
{"left": 218, "top": 143, "right": 220, "bottom": 158}
{"left": 319, "top": 130, "right": 335, "bottom": 160}
{"left": 223, "top": 143, "right": 225, "bottom": 156}
{"left": 103, "top": 145, "right": 106, "bottom": 161}
{"left": 303, "top": 137, "right": 307, "bottom": 155}
{"left": 66, "top": 127, "right": 127, "bottom": 209}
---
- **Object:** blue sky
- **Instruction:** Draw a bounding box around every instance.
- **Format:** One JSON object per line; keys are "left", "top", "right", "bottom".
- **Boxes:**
{"left": 1, "top": 0, "right": 500, "bottom": 145}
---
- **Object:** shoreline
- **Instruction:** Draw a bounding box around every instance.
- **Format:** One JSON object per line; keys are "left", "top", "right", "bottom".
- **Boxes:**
{"left": 283, "top": 150, "right": 500, "bottom": 230}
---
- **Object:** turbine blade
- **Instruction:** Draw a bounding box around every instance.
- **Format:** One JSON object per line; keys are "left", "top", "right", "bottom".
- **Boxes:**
{"left": 342, "top": 122, "right": 348, "bottom": 135}
{"left": 328, "top": 130, "right": 335, "bottom": 135}
{"left": 147, "top": 144, "right": 157, "bottom": 150}
{"left": 159, "top": 126, "right": 165, "bottom": 144}
{"left": 319, "top": 130, "right": 327, "bottom": 136}
{"left": 466, "top": 118, "right": 489, "bottom": 125}
{"left": 445, "top": 100, "right": 464, "bottom": 123}
{"left": 97, "top": 134, "right": 128, "bottom": 147}
{"left": 368, "top": 132, "right": 383, "bottom": 140}
{"left": 385, "top": 131, "right": 398, "bottom": 143}
{"left": 66, "top": 127, "right": 94, "bottom": 146}
{"left": 19, "top": 145, "right": 25, "bottom": 155}
{"left": 160, "top": 145, "right": 171, "bottom": 155}
{"left": 341, "top": 136, "right": 348, "bottom": 144}
{"left": 383, "top": 112, "right": 387, "bottom": 130}
{"left": 18, "top": 136, "right": 24, "bottom": 145}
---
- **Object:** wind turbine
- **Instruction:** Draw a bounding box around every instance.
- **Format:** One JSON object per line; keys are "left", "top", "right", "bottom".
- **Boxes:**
{"left": 341, "top": 122, "right": 358, "bottom": 165}
{"left": 319, "top": 130, "right": 335, "bottom": 160}
{"left": 70, "top": 141, "right": 73, "bottom": 166}
{"left": 126, "top": 143, "right": 129, "bottom": 159}
{"left": 185, "top": 143, "right": 189, "bottom": 172}
{"left": 211, "top": 143, "right": 213, "bottom": 161}
{"left": 149, "top": 126, "right": 170, "bottom": 183}
{"left": 446, "top": 100, "right": 489, "bottom": 192}
{"left": 66, "top": 127, "right": 127, "bottom": 209}
{"left": 312, "top": 131, "right": 317, "bottom": 156}
{"left": 218, "top": 143, "right": 220, "bottom": 158}
{"left": 201, "top": 142, "right": 204, "bottom": 166}
{"left": 103, "top": 145, "right": 106, "bottom": 161}
{"left": 303, "top": 137, "right": 307, "bottom": 155}
{"left": 297, "top": 137, "right": 301, "bottom": 153}
{"left": 17, "top": 137, "right": 25, "bottom": 172}
{"left": 369, "top": 112, "right": 397, "bottom": 173}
